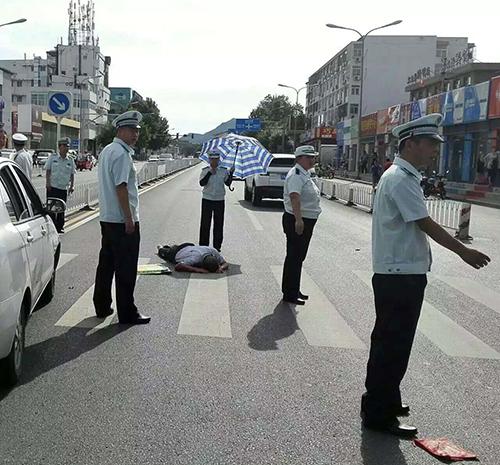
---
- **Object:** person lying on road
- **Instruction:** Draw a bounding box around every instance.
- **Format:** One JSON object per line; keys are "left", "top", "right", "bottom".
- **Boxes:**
{"left": 158, "top": 243, "right": 229, "bottom": 273}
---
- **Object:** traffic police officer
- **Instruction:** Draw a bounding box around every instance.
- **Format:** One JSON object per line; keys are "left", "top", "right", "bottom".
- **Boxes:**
{"left": 45, "top": 137, "right": 75, "bottom": 233}
{"left": 93, "top": 110, "right": 150, "bottom": 325}
{"left": 12, "top": 133, "right": 32, "bottom": 178}
{"left": 361, "top": 113, "right": 490, "bottom": 437}
{"left": 281, "top": 145, "right": 321, "bottom": 305}
{"left": 199, "top": 150, "right": 234, "bottom": 251}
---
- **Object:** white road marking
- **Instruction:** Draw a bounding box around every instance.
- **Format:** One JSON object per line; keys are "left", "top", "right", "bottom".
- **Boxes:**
{"left": 57, "top": 253, "right": 78, "bottom": 271}
{"left": 55, "top": 258, "right": 149, "bottom": 329}
{"left": 178, "top": 274, "right": 232, "bottom": 339}
{"left": 353, "top": 270, "right": 500, "bottom": 360}
{"left": 434, "top": 275, "right": 500, "bottom": 317}
{"left": 271, "top": 266, "right": 366, "bottom": 349}
{"left": 245, "top": 210, "right": 264, "bottom": 231}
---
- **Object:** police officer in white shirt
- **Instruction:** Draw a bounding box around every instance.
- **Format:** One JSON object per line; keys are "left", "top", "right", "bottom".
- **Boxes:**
{"left": 12, "top": 133, "right": 33, "bottom": 179}
{"left": 199, "top": 150, "right": 234, "bottom": 251}
{"left": 361, "top": 113, "right": 490, "bottom": 437}
{"left": 45, "top": 137, "right": 76, "bottom": 232}
{"left": 281, "top": 145, "right": 321, "bottom": 305}
{"left": 93, "top": 111, "right": 150, "bottom": 325}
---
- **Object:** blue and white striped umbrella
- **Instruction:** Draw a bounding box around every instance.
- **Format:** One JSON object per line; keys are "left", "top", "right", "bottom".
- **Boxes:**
{"left": 200, "top": 133, "right": 273, "bottom": 179}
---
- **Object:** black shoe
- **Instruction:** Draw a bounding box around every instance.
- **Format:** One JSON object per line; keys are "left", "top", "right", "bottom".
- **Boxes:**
{"left": 393, "top": 403, "right": 410, "bottom": 416}
{"left": 283, "top": 296, "right": 306, "bottom": 306}
{"left": 119, "top": 313, "right": 151, "bottom": 325}
{"left": 95, "top": 308, "right": 114, "bottom": 318}
{"left": 363, "top": 418, "right": 418, "bottom": 438}
{"left": 298, "top": 291, "right": 309, "bottom": 301}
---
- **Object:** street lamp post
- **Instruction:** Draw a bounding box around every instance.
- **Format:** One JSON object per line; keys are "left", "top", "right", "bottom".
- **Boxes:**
{"left": 0, "top": 18, "right": 27, "bottom": 28}
{"left": 278, "top": 83, "right": 308, "bottom": 149}
{"left": 326, "top": 20, "right": 402, "bottom": 176}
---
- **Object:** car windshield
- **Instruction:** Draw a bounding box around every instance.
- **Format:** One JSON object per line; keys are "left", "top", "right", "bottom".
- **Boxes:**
{"left": 269, "top": 157, "right": 295, "bottom": 168}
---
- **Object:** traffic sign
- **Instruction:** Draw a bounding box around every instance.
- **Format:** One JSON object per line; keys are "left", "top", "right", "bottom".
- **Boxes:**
{"left": 48, "top": 92, "right": 72, "bottom": 117}
{"left": 70, "top": 139, "right": 80, "bottom": 149}
{"left": 235, "top": 118, "right": 261, "bottom": 132}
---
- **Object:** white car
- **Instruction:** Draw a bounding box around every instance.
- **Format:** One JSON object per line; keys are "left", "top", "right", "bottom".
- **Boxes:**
{"left": 148, "top": 155, "right": 160, "bottom": 162}
{"left": 1, "top": 149, "right": 16, "bottom": 159}
{"left": 0, "top": 158, "right": 65, "bottom": 386}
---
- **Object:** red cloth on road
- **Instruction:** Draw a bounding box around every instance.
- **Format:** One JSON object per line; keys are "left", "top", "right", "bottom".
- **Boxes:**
{"left": 414, "top": 438, "right": 478, "bottom": 462}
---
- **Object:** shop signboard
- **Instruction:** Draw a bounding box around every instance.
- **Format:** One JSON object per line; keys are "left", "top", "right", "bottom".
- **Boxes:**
{"left": 377, "top": 109, "right": 388, "bottom": 135}
{"left": 452, "top": 87, "right": 465, "bottom": 124}
{"left": 411, "top": 98, "right": 427, "bottom": 120}
{"left": 360, "top": 113, "right": 377, "bottom": 138}
{"left": 400, "top": 102, "right": 412, "bottom": 124}
{"left": 488, "top": 76, "right": 500, "bottom": 119}
{"left": 387, "top": 104, "right": 401, "bottom": 132}
{"left": 463, "top": 81, "right": 489, "bottom": 123}
{"left": 315, "top": 126, "right": 336, "bottom": 139}
{"left": 426, "top": 94, "right": 443, "bottom": 115}
{"left": 443, "top": 90, "right": 454, "bottom": 125}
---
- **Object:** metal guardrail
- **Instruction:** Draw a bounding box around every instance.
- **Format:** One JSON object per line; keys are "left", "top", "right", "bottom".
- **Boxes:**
{"left": 319, "top": 178, "right": 472, "bottom": 239}
{"left": 35, "top": 158, "right": 199, "bottom": 215}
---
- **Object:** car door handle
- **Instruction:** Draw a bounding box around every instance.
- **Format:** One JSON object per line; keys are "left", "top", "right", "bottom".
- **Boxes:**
{"left": 41, "top": 226, "right": 47, "bottom": 236}
{"left": 26, "top": 233, "right": 34, "bottom": 243}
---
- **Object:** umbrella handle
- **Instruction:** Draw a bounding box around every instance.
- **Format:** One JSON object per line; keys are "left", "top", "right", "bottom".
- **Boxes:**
{"left": 227, "top": 141, "right": 241, "bottom": 192}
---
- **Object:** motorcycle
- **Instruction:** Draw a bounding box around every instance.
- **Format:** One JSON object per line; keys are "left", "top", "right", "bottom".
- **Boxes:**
{"left": 421, "top": 170, "right": 449, "bottom": 199}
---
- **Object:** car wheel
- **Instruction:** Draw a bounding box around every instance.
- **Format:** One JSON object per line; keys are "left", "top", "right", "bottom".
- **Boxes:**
{"left": 0, "top": 303, "right": 27, "bottom": 387}
{"left": 244, "top": 183, "right": 251, "bottom": 201}
{"left": 251, "top": 185, "right": 262, "bottom": 206}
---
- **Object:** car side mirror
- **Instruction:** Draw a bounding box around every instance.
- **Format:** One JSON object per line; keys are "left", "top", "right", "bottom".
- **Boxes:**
{"left": 45, "top": 197, "right": 67, "bottom": 215}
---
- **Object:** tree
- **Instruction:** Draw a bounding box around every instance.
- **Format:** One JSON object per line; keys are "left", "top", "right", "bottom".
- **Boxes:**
{"left": 248, "top": 94, "right": 305, "bottom": 153}
{"left": 96, "top": 123, "right": 115, "bottom": 148}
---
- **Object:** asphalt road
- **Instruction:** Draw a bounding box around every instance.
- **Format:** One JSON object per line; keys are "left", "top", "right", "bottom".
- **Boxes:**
{"left": 1, "top": 165, "right": 499, "bottom": 465}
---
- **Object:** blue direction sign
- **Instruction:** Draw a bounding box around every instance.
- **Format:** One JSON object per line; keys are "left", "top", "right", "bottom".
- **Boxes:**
{"left": 235, "top": 118, "right": 261, "bottom": 132}
{"left": 48, "top": 92, "right": 72, "bottom": 117}
{"left": 70, "top": 139, "right": 80, "bottom": 149}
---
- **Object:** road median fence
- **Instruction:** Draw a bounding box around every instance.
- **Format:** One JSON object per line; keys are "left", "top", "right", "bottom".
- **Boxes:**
{"left": 319, "top": 178, "right": 473, "bottom": 240}
{"left": 37, "top": 158, "right": 199, "bottom": 216}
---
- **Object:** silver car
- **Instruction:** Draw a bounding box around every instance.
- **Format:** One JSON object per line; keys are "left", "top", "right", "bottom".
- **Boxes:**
{"left": 0, "top": 158, "right": 65, "bottom": 386}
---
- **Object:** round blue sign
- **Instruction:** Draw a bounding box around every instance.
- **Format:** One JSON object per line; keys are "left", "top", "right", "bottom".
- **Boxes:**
{"left": 49, "top": 93, "right": 71, "bottom": 115}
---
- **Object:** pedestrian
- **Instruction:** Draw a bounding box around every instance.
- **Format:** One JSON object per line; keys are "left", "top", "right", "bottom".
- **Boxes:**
{"left": 93, "top": 110, "right": 150, "bottom": 325}
{"left": 0, "top": 125, "right": 7, "bottom": 150}
{"left": 361, "top": 113, "right": 490, "bottom": 437}
{"left": 371, "top": 158, "right": 382, "bottom": 187}
{"left": 199, "top": 150, "right": 234, "bottom": 252}
{"left": 158, "top": 243, "right": 229, "bottom": 273}
{"left": 11, "top": 133, "right": 32, "bottom": 178}
{"left": 45, "top": 137, "right": 75, "bottom": 233}
{"left": 484, "top": 149, "right": 498, "bottom": 187}
{"left": 281, "top": 145, "right": 322, "bottom": 305}
{"left": 360, "top": 151, "right": 368, "bottom": 174}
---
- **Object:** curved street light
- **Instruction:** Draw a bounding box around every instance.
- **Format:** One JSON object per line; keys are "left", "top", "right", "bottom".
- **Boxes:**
{"left": 325, "top": 20, "right": 402, "bottom": 176}
{"left": 0, "top": 18, "right": 27, "bottom": 28}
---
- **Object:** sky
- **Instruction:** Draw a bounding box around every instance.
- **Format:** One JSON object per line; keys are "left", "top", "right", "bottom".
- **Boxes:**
{"left": 1, "top": 0, "right": 499, "bottom": 135}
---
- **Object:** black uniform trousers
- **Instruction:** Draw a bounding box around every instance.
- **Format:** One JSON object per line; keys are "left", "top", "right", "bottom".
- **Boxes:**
{"left": 93, "top": 222, "right": 140, "bottom": 321}
{"left": 199, "top": 198, "right": 225, "bottom": 251}
{"left": 46, "top": 187, "right": 67, "bottom": 232}
{"left": 363, "top": 273, "right": 427, "bottom": 423}
{"left": 281, "top": 212, "right": 317, "bottom": 299}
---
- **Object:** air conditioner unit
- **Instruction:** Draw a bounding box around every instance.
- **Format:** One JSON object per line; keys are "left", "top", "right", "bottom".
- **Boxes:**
{"left": 353, "top": 76, "right": 360, "bottom": 81}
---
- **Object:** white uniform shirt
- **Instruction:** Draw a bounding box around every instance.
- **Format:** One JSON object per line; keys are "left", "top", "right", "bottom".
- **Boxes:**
{"left": 484, "top": 152, "right": 498, "bottom": 170}
{"left": 45, "top": 153, "right": 76, "bottom": 190}
{"left": 175, "top": 246, "right": 225, "bottom": 266}
{"left": 98, "top": 137, "right": 139, "bottom": 223}
{"left": 12, "top": 149, "right": 33, "bottom": 179}
{"left": 200, "top": 166, "right": 230, "bottom": 201}
{"left": 283, "top": 163, "right": 322, "bottom": 220}
{"left": 372, "top": 156, "right": 432, "bottom": 274}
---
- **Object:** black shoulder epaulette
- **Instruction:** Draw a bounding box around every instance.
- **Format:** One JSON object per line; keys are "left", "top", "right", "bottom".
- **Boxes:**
{"left": 295, "top": 168, "right": 300, "bottom": 175}
{"left": 401, "top": 167, "right": 418, "bottom": 179}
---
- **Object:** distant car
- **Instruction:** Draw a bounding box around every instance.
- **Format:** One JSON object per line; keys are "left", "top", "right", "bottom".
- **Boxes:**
{"left": 33, "top": 149, "right": 55, "bottom": 167}
{"left": 1, "top": 149, "right": 16, "bottom": 159}
{"left": 0, "top": 158, "right": 65, "bottom": 386}
{"left": 148, "top": 155, "right": 160, "bottom": 162}
{"left": 244, "top": 153, "right": 317, "bottom": 206}
{"left": 76, "top": 155, "right": 94, "bottom": 171}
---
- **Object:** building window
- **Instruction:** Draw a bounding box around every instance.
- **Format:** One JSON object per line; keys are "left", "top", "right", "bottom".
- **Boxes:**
{"left": 40, "top": 65, "right": 46, "bottom": 71}
{"left": 31, "top": 93, "right": 48, "bottom": 106}
{"left": 17, "top": 80, "right": 23, "bottom": 87}
{"left": 350, "top": 104, "right": 359, "bottom": 116}
{"left": 351, "top": 86, "right": 360, "bottom": 95}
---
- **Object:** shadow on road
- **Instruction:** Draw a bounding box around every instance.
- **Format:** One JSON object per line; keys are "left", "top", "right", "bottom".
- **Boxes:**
{"left": 0, "top": 324, "right": 129, "bottom": 399}
{"left": 247, "top": 301, "right": 298, "bottom": 351}
{"left": 360, "top": 427, "right": 410, "bottom": 465}
{"left": 237, "top": 199, "right": 284, "bottom": 212}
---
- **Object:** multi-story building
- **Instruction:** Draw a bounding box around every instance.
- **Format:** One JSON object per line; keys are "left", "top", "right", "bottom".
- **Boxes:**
{"left": 305, "top": 35, "right": 473, "bottom": 169}
{"left": 0, "top": 43, "right": 111, "bottom": 152}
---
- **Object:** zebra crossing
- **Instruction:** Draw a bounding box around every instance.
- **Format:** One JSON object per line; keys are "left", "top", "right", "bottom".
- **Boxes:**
{"left": 54, "top": 253, "right": 500, "bottom": 360}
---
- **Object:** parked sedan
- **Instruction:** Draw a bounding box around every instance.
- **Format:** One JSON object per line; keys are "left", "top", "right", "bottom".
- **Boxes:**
{"left": 0, "top": 158, "right": 65, "bottom": 386}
